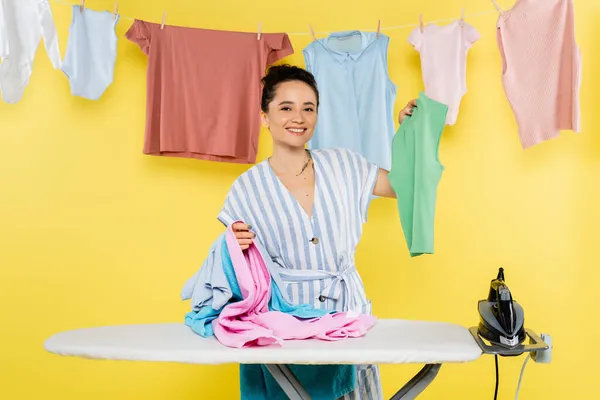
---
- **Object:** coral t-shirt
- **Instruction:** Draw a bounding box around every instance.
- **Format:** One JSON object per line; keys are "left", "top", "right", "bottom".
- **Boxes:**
{"left": 125, "top": 20, "right": 294, "bottom": 163}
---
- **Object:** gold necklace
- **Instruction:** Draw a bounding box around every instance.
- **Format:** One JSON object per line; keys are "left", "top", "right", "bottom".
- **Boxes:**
{"left": 296, "top": 150, "right": 312, "bottom": 176}
{"left": 269, "top": 150, "right": 312, "bottom": 177}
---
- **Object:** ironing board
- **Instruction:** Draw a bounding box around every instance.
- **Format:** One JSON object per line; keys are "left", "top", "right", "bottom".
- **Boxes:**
{"left": 44, "top": 319, "right": 483, "bottom": 400}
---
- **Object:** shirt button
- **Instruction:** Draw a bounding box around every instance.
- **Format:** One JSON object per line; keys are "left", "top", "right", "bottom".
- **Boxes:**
{"left": 318, "top": 295, "right": 326, "bottom": 302}
{"left": 310, "top": 237, "right": 319, "bottom": 245}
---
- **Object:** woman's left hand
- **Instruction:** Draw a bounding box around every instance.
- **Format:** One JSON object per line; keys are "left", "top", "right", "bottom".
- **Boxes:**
{"left": 398, "top": 99, "right": 417, "bottom": 125}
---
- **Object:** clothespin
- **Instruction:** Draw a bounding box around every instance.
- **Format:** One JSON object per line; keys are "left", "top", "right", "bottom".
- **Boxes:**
{"left": 160, "top": 11, "right": 166, "bottom": 30}
{"left": 419, "top": 14, "right": 424, "bottom": 33}
{"left": 309, "top": 25, "right": 316, "bottom": 41}
{"left": 376, "top": 20, "right": 381, "bottom": 38}
{"left": 79, "top": 0, "right": 85, "bottom": 13}
{"left": 460, "top": 8, "right": 465, "bottom": 27}
{"left": 490, "top": 0, "right": 504, "bottom": 14}
{"left": 257, "top": 21, "right": 262, "bottom": 40}
{"left": 113, "top": 2, "right": 118, "bottom": 20}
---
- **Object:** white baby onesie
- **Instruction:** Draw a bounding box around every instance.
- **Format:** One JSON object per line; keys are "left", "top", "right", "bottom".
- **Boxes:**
{"left": 0, "top": 1, "right": 9, "bottom": 58}
{"left": 408, "top": 21, "right": 480, "bottom": 125}
{"left": 61, "top": 6, "right": 119, "bottom": 100}
{"left": 0, "top": 0, "right": 61, "bottom": 104}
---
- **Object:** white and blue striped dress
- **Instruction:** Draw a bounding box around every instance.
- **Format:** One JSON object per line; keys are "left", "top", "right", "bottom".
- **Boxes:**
{"left": 218, "top": 147, "right": 382, "bottom": 400}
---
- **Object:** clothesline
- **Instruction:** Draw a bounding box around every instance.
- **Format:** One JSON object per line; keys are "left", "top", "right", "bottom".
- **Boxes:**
{"left": 51, "top": 0, "right": 134, "bottom": 21}
{"left": 288, "top": 10, "right": 498, "bottom": 35}
{"left": 50, "top": 0, "right": 499, "bottom": 36}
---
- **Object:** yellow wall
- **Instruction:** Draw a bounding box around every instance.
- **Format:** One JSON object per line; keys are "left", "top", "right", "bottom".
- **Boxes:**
{"left": 2, "top": 0, "right": 598, "bottom": 398}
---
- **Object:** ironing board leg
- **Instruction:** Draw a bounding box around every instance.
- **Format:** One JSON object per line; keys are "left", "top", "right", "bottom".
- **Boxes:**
{"left": 264, "top": 364, "right": 312, "bottom": 400}
{"left": 389, "top": 364, "right": 442, "bottom": 400}
{"left": 263, "top": 363, "right": 441, "bottom": 400}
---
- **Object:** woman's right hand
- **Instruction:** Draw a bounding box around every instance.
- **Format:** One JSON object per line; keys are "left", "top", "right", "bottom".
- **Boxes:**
{"left": 232, "top": 222, "right": 255, "bottom": 250}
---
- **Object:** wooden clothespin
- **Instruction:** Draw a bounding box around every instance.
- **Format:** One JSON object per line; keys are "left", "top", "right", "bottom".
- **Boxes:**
{"left": 419, "top": 14, "right": 424, "bottom": 33}
{"left": 257, "top": 21, "right": 262, "bottom": 40}
{"left": 79, "top": 0, "right": 85, "bottom": 13}
{"left": 309, "top": 25, "right": 316, "bottom": 42}
{"left": 460, "top": 8, "right": 465, "bottom": 27}
{"left": 376, "top": 20, "right": 381, "bottom": 38}
{"left": 113, "top": 2, "right": 118, "bottom": 20}
{"left": 160, "top": 11, "right": 167, "bottom": 30}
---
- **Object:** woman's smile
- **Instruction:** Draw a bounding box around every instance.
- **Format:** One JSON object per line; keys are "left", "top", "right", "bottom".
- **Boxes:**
{"left": 286, "top": 127, "right": 307, "bottom": 136}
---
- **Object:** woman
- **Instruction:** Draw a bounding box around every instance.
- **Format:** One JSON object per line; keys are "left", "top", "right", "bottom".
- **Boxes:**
{"left": 218, "top": 64, "right": 416, "bottom": 399}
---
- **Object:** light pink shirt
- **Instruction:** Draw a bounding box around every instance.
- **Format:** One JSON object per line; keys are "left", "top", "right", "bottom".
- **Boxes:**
{"left": 496, "top": 0, "right": 581, "bottom": 148}
{"left": 212, "top": 224, "right": 376, "bottom": 348}
{"left": 408, "top": 21, "right": 480, "bottom": 126}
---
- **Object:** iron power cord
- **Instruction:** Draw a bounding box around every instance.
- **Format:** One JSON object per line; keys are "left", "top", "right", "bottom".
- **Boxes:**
{"left": 514, "top": 354, "right": 531, "bottom": 399}
{"left": 494, "top": 354, "right": 499, "bottom": 400}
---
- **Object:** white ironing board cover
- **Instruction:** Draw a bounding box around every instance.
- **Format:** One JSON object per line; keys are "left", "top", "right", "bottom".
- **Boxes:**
{"left": 44, "top": 319, "right": 482, "bottom": 365}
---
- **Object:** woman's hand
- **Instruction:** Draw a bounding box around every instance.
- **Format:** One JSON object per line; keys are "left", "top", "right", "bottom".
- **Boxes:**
{"left": 398, "top": 99, "right": 417, "bottom": 125}
{"left": 232, "top": 222, "right": 255, "bottom": 250}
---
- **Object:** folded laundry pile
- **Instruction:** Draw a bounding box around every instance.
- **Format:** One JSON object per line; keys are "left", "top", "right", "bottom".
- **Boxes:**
{"left": 181, "top": 221, "right": 376, "bottom": 348}
{"left": 180, "top": 221, "right": 377, "bottom": 399}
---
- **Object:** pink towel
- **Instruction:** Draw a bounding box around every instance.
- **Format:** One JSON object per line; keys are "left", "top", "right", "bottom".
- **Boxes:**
{"left": 212, "top": 223, "right": 376, "bottom": 348}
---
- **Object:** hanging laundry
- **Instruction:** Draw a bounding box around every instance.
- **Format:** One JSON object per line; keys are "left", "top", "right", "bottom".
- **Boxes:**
{"left": 303, "top": 31, "right": 397, "bottom": 170}
{"left": 388, "top": 92, "right": 448, "bottom": 257}
{"left": 61, "top": 5, "right": 119, "bottom": 100}
{"left": 494, "top": 0, "right": 581, "bottom": 149}
{"left": 408, "top": 19, "right": 479, "bottom": 125}
{"left": 125, "top": 20, "right": 293, "bottom": 163}
{"left": 0, "top": 0, "right": 61, "bottom": 104}
{"left": 0, "top": 1, "right": 8, "bottom": 58}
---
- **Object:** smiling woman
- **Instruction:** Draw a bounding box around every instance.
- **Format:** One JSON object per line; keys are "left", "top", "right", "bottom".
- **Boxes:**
{"left": 216, "top": 64, "right": 416, "bottom": 399}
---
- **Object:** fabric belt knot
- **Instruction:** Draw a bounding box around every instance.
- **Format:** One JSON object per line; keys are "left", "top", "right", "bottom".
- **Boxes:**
{"left": 273, "top": 255, "right": 360, "bottom": 310}
{"left": 319, "top": 262, "right": 356, "bottom": 301}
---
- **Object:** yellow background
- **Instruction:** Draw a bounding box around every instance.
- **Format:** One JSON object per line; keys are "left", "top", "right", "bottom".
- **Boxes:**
{"left": 1, "top": 0, "right": 598, "bottom": 398}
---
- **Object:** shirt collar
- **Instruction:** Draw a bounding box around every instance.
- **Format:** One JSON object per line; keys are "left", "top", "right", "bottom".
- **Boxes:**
{"left": 319, "top": 31, "right": 378, "bottom": 63}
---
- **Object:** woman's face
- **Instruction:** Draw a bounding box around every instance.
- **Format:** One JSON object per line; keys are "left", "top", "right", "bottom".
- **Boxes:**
{"left": 261, "top": 80, "right": 318, "bottom": 148}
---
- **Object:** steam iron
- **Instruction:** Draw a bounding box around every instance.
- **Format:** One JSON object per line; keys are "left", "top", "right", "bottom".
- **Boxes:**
{"left": 477, "top": 268, "right": 526, "bottom": 350}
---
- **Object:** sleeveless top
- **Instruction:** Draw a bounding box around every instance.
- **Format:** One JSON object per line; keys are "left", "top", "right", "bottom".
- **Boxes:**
{"left": 303, "top": 31, "right": 397, "bottom": 170}
{"left": 495, "top": 0, "right": 581, "bottom": 149}
{"left": 388, "top": 92, "right": 448, "bottom": 257}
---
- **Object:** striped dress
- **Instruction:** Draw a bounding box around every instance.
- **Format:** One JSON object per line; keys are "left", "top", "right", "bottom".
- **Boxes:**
{"left": 218, "top": 148, "right": 382, "bottom": 400}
